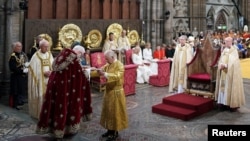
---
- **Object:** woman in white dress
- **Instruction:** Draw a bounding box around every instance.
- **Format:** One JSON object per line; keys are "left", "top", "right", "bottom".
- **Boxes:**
{"left": 142, "top": 42, "right": 158, "bottom": 75}
{"left": 132, "top": 46, "right": 153, "bottom": 84}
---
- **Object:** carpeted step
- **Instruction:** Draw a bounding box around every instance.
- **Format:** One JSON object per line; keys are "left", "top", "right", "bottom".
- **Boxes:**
{"left": 152, "top": 93, "right": 215, "bottom": 120}
{"left": 152, "top": 103, "right": 197, "bottom": 121}
{"left": 162, "top": 93, "right": 214, "bottom": 114}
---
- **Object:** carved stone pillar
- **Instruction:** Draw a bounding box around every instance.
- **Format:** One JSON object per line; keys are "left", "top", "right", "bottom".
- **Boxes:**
{"left": 4, "top": 0, "right": 15, "bottom": 82}
{"left": 150, "top": 1, "right": 157, "bottom": 48}
{"left": 145, "top": 0, "right": 151, "bottom": 43}
{"left": 19, "top": 10, "right": 25, "bottom": 43}
{"left": 164, "top": 0, "right": 173, "bottom": 44}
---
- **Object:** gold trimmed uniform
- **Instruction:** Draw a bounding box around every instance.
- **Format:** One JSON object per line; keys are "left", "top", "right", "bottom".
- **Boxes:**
{"left": 8, "top": 52, "right": 29, "bottom": 109}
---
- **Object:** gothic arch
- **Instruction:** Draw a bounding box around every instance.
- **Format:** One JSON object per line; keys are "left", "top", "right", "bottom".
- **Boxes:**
{"left": 215, "top": 9, "right": 228, "bottom": 31}
{"left": 217, "top": 6, "right": 230, "bottom": 16}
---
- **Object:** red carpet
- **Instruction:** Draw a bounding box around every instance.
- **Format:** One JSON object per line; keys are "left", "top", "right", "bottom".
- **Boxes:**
{"left": 152, "top": 93, "right": 214, "bottom": 121}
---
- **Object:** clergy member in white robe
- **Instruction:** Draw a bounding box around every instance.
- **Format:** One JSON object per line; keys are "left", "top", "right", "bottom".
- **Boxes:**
{"left": 215, "top": 37, "right": 245, "bottom": 112}
{"left": 169, "top": 35, "right": 193, "bottom": 93}
{"left": 103, "top": 32, "right": 122, "bottom": 62}
{"left": 117, "top": 30, "right": 131, "bottom": 64}
{"left": 103, "top": 32, "right": 118, "bottom": 52}
{"left": 132, "top": 46, "right": 153, "bottom": 84}
{"left": 117, "top": 30, "right": 131, "bottom": 50}
{"left": 28, "top": 39, "right": 54, "bottom": 119}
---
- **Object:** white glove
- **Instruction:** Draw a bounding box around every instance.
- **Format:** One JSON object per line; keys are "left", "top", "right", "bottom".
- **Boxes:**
{"left": 84, "top": 68, "right": 91, "bottom": 81}
{"left": 24, "top": 62, "right": 30, "bottom": 67}
{"left": 23, "top": 68, "right": 28, "bottom": 73}
{"left": 168, "top": 58, "right": 173, "bottom": 61}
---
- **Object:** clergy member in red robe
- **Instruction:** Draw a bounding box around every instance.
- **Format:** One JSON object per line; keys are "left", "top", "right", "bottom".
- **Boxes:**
{"left": 36, "top": 47, "right": 92, "bottom": 139}
{"left": 242, "top": 25, "right": 250, "bottom": 39}
{"left": 153, "top": 45, "right": 166, "bottom": 60}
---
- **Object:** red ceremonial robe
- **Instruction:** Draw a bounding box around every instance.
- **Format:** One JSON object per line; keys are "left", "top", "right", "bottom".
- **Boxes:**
{"left": 36, "top": 48, "right": 92, "bottom": 138}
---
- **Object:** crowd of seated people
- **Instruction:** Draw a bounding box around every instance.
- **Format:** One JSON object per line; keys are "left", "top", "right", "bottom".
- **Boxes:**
{"left": 211, "top": 29, "right": 250, "bottom": 58}
{"left": 129, "top": 41, "right": 177, "bottom": 84}
{"left": 177, "top": 28, "right": 250, "bottom": 59}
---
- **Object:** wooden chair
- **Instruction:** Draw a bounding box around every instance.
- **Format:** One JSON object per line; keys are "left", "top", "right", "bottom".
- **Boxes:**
{"left": 186, "top": 34, "right": 221, "bottom": 99}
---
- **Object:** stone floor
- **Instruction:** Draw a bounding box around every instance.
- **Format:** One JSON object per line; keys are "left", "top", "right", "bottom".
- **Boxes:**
{"left": 0, "top": 79, "right": 250, "bottom": 141}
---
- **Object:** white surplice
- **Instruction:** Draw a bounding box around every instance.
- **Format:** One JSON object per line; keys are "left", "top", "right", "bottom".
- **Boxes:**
{"left": 169, "top": 43, "right": 193, "bottom": 93}
{"left": 28, "top": 50, "right": 54, "bottom": 119}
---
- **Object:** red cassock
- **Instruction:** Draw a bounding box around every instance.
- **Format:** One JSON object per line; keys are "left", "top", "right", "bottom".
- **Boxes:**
{"left": 36, "top": 48, "right": 92, "bottom": 138}
{"left": 153, "top": 50, "right": 165, "bottom": 60}
{"left": 242, "top": 32, "right": 250, "bottom": 39}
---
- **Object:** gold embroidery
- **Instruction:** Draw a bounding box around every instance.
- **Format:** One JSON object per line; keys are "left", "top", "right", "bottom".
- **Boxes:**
{"left": 10, "top": 53, "right": 27, "bottom": 67}
{"left": 36, "top": 51, "right": 52, "bottom": 68}
{"left": 42, "top": 59, "right": 50, "bottom": 66}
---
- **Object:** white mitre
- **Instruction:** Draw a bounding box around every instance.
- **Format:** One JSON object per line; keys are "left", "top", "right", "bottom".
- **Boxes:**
{"left": 244, "top": 25, "right": 248, "bottom": 32}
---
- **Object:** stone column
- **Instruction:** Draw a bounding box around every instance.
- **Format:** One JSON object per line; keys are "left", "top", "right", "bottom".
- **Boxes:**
{"left": 3, "top": 0, "right": 13, "bottom": 82}
{"left": 139, "top": 0, "right": 143, "bottom": 19}
{"left": 155, "top": 1, "right": 163, "bottom": 45}
{"left": 19, "top": 10, "right": 25, "bottom": 44}
{"left": 150, "top": 1, "right": 157, "bottom": 48}
{"left": 164, "top": 0, "right": 173, "bottom": 44}
{"left": 145, "top": 0, "right": 151, "bottom": 43}
{"left": 3, "top": 0, "right": 20, "bottom": 82}
{"left": 139, "top": 0, "right": 145, "bottom": 44}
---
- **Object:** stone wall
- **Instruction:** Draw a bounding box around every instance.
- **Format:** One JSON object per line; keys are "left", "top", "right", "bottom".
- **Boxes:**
{"left": 0, "top": 0, "right": 21, "bottom": 82}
